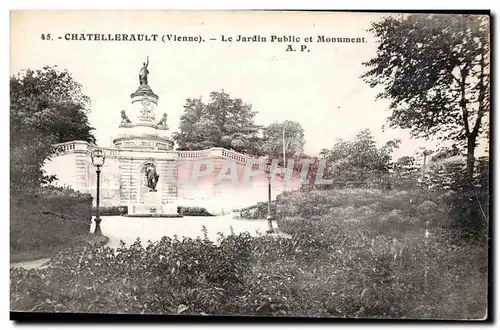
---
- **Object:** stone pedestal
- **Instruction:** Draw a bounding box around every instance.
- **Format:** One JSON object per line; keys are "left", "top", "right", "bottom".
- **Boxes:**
{"left": 144, "top": 190, "right": 160, "bottom": 213}
{"left": 127, "top": 190, "right": 180, "bottom": 217}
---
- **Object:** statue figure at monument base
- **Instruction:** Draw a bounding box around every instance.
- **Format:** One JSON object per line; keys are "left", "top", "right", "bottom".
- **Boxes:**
{"left": 145, "top": 164, "right": 160, "bottom": 192}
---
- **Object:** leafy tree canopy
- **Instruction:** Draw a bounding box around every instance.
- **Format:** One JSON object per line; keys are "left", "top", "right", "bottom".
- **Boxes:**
{"left": 362, "top": 14, "right": 490, "bottom": 179}
{"left": 319, "top": 129, "right": 400, "bottom": 186}
{"left": 173, "top": 91, "right": 262, "bottom": 156}
{"left": 10, "top": 66, "right": 95, "bottom": 190}
{"left": 261, "top": 120, "right": 305, "bottom": 163}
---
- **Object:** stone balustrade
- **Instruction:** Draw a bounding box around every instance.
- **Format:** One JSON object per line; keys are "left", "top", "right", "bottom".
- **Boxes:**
{"left": 218, "top": 148, "right": 250, "bottom": 165}
{"left": 176, "top": 149, "right": 212, "bottom": 160}
{"left": 52, "top": 141, "right": 89, "bottom": 154}
{"left": 177, "top": 147, "right": 300, "bottom": 179}
{"left": 52, "top": 142, "right": 302, "bottom": 178}
{"left": 88, "top": 146, "right": 120, "bottom": 158}
{"left": 52, "top": 141, "right": 120, "bottom": 158}
{"left": 177, "top": 147, "right": 256, "bottom": 165}
{"left": 53, "top": 143, "right": 75, "bottom": 153}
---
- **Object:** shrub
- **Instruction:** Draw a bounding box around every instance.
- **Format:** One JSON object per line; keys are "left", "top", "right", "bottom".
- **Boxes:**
{"left": 274, "top": 188, "right": 487, "bottom": 318}
{"left": 10, "top": 230, "right": 487, "bottom": 318}
{"left": 177, "top": 206, "right": 213, "bottom": 216}
{"left": 10, "top": 188, "right": 488, "bottom": 319}
{"left": 446, "top": 160, "right": 489, "bottom": 241}
{"left": 276, "top": 189, "right": 449, "bottom": 238}
{"left": 235, "top": 201, "right": 276, "bottom": 220}
{"left": 92, "top": 206, "right": 128, "bottom": 216}
{"left": 10, "top": 187, "right": 93, "bottom": 254}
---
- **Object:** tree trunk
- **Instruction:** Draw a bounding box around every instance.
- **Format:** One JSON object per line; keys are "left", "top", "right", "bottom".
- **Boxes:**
{"left": 466, "top": 135, "right": 476, "bottom": 183}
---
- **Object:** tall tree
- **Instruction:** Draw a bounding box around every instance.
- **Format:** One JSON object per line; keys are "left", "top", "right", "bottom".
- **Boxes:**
{"left": 173, "top": 97, "right": 217, "bottom": 150}
{"left": 10, "top": 66, "right": 95, "bottom": 191}
{"left": 262, "top": 120, "right": 305, "bottom": 163}
{"left": 173, "top": 91, "right": 262, "bottom": 155}
{"left": 320, "top": 129, "right": 400, "bottom": 187}
{"left": 362, "top": 14, "right": 490, "bottom": 181}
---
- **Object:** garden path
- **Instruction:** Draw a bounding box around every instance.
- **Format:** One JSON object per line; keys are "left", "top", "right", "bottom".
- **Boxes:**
{"left": 11, "top": 214, "right": 287, "bottom": 270}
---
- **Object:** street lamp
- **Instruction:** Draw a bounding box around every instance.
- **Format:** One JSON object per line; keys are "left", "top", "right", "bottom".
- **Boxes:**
{"left": 265, "top": 157, "right": 274, "bottom": 234}
{"left": 91, "top": 148, "right": 106, "bottom": 236}
{"left": 282, "top": 126, "right": 286, "bottom": 192}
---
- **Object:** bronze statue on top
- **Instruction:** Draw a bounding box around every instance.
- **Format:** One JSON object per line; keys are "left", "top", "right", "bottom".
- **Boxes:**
{"left": 139, "top": 56, "right": 149, "bottom": 86}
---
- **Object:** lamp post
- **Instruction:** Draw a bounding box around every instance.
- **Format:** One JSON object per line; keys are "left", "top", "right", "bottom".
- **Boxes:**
{"left": 265, "top": 157, "right": 274, "bottom": 234}
{"left": 282, "top": 126, "right": 286, "bottom": 192}
{"left": 91, "top": 148, "right": 106, "bottom": 236}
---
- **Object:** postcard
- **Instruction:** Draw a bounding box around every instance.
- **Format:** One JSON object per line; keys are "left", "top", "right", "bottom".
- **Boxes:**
{"left": 10, "top": 10, "right": 490, "bottom": 321}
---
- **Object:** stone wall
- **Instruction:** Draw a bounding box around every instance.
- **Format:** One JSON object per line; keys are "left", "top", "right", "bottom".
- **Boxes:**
{"left": 44, "top": 141, "right": 89, "bottom": 191}
{"left": 44, "top": 142, "right": 302, "bottom": 214}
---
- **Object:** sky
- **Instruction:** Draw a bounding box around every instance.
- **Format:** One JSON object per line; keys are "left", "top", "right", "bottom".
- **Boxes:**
{"left": 10, "top": 10, "right": 478, "bottom": 161}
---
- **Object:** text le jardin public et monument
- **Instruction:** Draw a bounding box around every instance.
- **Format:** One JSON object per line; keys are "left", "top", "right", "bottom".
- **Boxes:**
{"left": 40, "top": 33, "right": 368, "bottom": 53}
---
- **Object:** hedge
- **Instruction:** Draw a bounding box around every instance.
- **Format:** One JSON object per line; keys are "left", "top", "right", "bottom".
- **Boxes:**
{"left": 90, "top": 206, "right": 213, "bottom": 217}
{"left": 235, "top": 201, "right": 277, "bottom": 220}
{"left": 178, "top": 206, "right": 213, "bottom": 216}
{"left": 92, "top": 206, "right": 128, "bottom": 216}
{"left": 10, "top": 187, "right": 93, "bottom": 255}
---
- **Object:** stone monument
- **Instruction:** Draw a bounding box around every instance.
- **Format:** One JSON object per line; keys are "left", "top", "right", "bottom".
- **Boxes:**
{"left": 42, "top": 57, "right": 303, "bottom": 216}
{"left": 113, "top": 57, "right": 179, "bottom": 217}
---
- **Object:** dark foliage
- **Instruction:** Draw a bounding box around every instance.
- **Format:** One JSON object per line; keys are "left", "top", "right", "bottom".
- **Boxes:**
{"left": 261, "top": 121, "right": 305, "bottom": 162}
{"left": 11, "top": 188, "right": 487, "bottom": 319}
{"left": 10, "top": 66, "right": 95, "bottom": 190}
{"left": 362, "top": 14, "right": 490, "bottom": 181}
{"left": 11, "top": 187, "right": 93, "bottom": 254}
{"left": 173, "top": 91, "right": 262, "bottom": 156}
{"left": 445, "top": 158, "right": 489, "bottom": 240}
{"left": 178, "top": 206, "right": 213, "bottom": 216}
{"left": 92, "top": 206, "right": 128, "bottom": 216}
{"left": 301, "top": 129, "right": 400, "bottom": 191}
{"left": 235, "top": 201, "right": 277, "bottom": 220}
